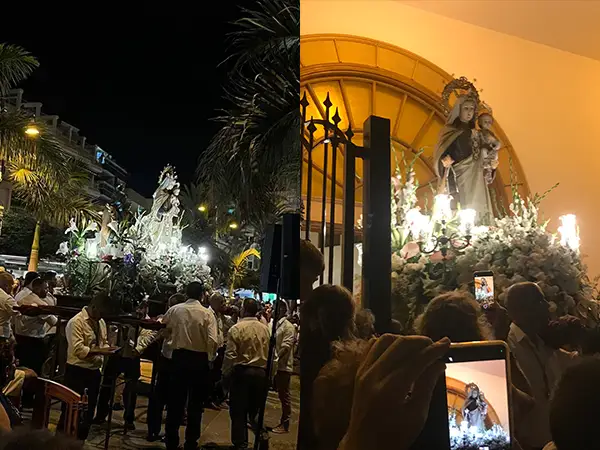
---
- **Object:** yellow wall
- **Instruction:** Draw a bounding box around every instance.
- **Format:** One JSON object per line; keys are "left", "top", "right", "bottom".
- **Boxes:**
{"left": 301, "top": 0, "right": 600, "bottom": 277}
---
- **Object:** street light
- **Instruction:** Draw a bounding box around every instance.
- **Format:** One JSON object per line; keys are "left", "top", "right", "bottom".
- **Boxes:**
{"left": 198, "top": 205, "right": 207, "bottom": 212}
{"left": 25, "top": 122, "right": 40, "bottom": 137}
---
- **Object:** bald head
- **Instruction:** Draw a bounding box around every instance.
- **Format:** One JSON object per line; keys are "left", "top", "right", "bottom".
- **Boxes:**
{"left": 0, "top": 272, "right": 13, "bottom": 295}
{"left": 505, "top": 282, "right": 550, "bottom": 334}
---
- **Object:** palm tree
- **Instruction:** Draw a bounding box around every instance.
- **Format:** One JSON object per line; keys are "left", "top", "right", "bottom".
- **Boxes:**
{"left": 9, "top": 158, "right": 99, "bottom": 270}
{"left": 198, "top": 0, "right": 300, "bottom": 235}
{"left": 228, "top": 247, "right": 260, "bottom": 296}
{"left": 0, "top": 43, "right": 71, "bottom": 187}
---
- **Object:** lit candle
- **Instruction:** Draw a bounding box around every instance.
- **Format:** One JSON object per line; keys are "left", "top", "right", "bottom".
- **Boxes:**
{"left": 458, "top": 209, "right": 476, "bottom": 235}
{"left": 433, "top": 194, "right": 452, "bottom": 222}
{"left": 405, "top": 208, "right": 426, "bottom": 239}
{"left": 558, "top": 214, "right": 580, "bottom": 251}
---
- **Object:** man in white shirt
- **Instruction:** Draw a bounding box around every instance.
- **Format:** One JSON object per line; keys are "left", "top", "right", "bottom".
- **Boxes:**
{"left": 59, "top": 292, "right": 117, "bottom": 440}
{"left": 0, "top": 272, "right": 17, "bottom": 341}
{"left": 14, "top": 271, "right": 39, "bottom": 303}
{"left": 147, "top": 293, "right": 186, "bottom": 442}
{"left": 223, "top": 298, "right": 270, "bottom": 449}
{"left": 14, "top": 279, "right": 57, "bottom": 377}
{"left": 272, "top": 300, "right": 295, "bottom": 434}
{"left": 163, "top": 282, "right": 218, "bottom": 450}
{"left": 506, "top": 282, "right": 577, "bottom": 450}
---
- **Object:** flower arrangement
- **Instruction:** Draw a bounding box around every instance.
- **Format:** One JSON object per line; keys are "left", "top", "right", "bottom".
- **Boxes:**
{"left": 357, "top": 154, "right": 598, "bottom": 331}
{"left": 57, "top": 167, "right": 212, "bottom": 306}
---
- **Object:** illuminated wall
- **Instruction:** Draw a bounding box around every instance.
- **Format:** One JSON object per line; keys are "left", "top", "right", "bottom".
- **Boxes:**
{"left": 301, "top": 0, "right": 600, "bottom": 276}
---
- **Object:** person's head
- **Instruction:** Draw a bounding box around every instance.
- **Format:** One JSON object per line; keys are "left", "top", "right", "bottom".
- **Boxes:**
{"left": 302, "top": 284, "right": 356, "bottom": 343}
{"left": 185, "top": 281, "right": 207, "bottom": 302}
{"left": 30, "top": 278, "right": 48, "bottom": 299}
{"left": 505, "top": 282, "right": 550, "bottom": 334}
{"left": 168, "top": 293, "right": 186, "bottom": 308}
{"left": 209, "top": 292, "right": 225, "bottom": 313}
{"left": 42, "top": 271, "right": 58, "bottom": 291}
{"left": 275, "top": 300, "right": 289, "bottom": 321}
{"left": 135, "top": 300, "right": 149, "bottom": 318}
{"left": 0, "top": 272, "right": 14, "bottom": 295}
{"left": 478, "top": 113, "right": 493, "bottom": 131}
{"left": 300, "top": 239, "right": 324, "bottom": 302}
{"left": 354, "top": 308, "right": 376, "bottom": 340}
{"left": 23, "top": 271, "right": 40, "bottom": 288}
{"left": 549, "top": 357, "right": 600, "bottom": 450}
{"left": 242, "top": 298, "right": 259, "bottom": 318}
{"left": 88, "top": 291, "right": 112, "bottom": 320}
{"left": 230, "top": 305, "right": 240, "bottom": 321}
{"left": 415, "top": 291, "right": 493, "bottom": 343}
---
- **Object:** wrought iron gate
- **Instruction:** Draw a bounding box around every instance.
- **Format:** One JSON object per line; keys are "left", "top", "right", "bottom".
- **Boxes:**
{"left": 300, "top": 92, "right": 392, "bottom": 332}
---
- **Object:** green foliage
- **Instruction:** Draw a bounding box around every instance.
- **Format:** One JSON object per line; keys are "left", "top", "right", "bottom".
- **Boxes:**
{"left": 199, "top": 0, "right": 300, "bottom": 235}
{"left": 0, "top": 43, "right": 38, "bottom": 96}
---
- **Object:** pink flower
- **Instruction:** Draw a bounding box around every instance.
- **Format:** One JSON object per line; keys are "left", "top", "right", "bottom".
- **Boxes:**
{"left": 400, "top": 242, "right": 420, "bottom": 260}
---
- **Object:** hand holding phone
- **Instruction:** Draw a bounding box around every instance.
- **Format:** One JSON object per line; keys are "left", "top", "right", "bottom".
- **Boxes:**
{"left": 340, "top": 335, "right": 450, "bottom": 450}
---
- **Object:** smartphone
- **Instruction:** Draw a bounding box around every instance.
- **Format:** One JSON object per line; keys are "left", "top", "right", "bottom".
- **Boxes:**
{"left": 474, "top": 270, "right": 494, "bottom": 306}
{"left": 411, "top": 341, "right": 513, "bottom": 450}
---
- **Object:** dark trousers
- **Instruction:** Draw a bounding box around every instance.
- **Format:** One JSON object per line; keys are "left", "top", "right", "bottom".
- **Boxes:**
{"left": 15, "top": 335, "right": 47, "bottom": 406}
{"left": 229, "top": 365, "right": 267, "bottom": 448}
{"left": 15, "top": 334, "right": 46, "bottom": 375}
{"left": 59, "top": 364, "right": 101, "bottom": 440}
{"left": 96, "top": 355, "right": 141, "bottom": 424}
{"left": 165, "top": 349, "right": 209, "bottom": 450}
{"left": 275, "top": 371, "right": 292, "bottom": 426}
{"left": 147, "top": 355, "right": 171, "bottom": 437}
{"left": 207, "top": 346, "right": 225, "bottom": 404}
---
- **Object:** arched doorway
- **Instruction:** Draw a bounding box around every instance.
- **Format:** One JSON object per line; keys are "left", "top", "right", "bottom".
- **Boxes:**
{"left": 300, "top": 34, "right": 529, "bottom": 224}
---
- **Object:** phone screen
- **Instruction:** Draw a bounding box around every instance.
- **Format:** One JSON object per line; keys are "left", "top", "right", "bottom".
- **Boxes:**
{"left": 444, "top": 344, "right": 511, "bottom": 450}
{"left": 474, "top": 274, "right": 494, "bottom": 303}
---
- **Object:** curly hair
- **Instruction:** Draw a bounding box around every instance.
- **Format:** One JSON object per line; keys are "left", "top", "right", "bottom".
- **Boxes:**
{"left": 414, "top": 291, "right": 493, "bottom": 343}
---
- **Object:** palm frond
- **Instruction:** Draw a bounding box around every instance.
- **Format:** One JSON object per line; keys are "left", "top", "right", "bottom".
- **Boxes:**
{"left": 223, "top": 0, "right": 299, "bottom": 74}
{"left": 0, "top": 110, "right": 71, "bottom": 184}
{"left": 0, "top": 43, "right": 39, "bottom": 96}
{"left": 9, "top": 158, "right": 99, "bottom": 228}
{"left": 199, "top": 0, "right": 300, "bottom": 234}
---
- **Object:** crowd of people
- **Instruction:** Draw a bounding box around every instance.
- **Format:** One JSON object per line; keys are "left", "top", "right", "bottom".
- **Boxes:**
{"left": 297, "top": 239, "right": 600, "bottom": 450}
{"left": 1, "top": 238, "right": 600, "bottom": 450}
{"left": 0, "top": 270, "right": 299, "bottom": 450}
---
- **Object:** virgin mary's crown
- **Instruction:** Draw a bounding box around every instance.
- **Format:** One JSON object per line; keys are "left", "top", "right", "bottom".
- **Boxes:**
{"left": 441, "top": 76, "right": 481, "bottom": 116}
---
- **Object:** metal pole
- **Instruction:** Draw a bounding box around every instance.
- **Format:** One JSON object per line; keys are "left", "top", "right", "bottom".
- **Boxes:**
{"left": 361, "top": 116, "right": 392, "bottom": 333}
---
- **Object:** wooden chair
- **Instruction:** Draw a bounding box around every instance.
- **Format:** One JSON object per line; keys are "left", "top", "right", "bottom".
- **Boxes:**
{"left": 31, "top": 377, "right": 87, "bottom": 437}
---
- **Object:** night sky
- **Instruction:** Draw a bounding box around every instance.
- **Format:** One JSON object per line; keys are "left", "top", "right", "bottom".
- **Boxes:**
{"left": 1, "top": 6, "right": 245, "bottom": 197}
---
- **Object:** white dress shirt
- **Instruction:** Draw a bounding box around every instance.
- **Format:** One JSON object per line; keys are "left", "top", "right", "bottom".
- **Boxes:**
{"left": 14, "top": 287, "right": 31, "bottom": 303}
{"left": 223, "top": 317, "right": 270, "bottom": 376}
{"left": 43, "top": 292, "right": 57, "bottom": 335}
{"left": 65, "top": 307, "right": 109, "bottom": 370}
{"left": 162, "top": 299, "right": 218, "bottom": 360}
{"left": 0, "top": 288, "right": 17, "bottom": 338}
{"left": 14, "top": 293, "right": 58, "bottom": 338}
{"left": 508, "top": 323, "right": 578, "bottom": 448}
{"left": 209, "top": 306, "right": 225, "bottom": 349}
{"left": 275, "top": 317, "right": 295, "bottom": 373}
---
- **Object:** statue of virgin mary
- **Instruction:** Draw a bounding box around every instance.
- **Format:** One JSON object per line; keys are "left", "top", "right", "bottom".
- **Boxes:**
{"left": 433, "top": 81, "right": 494, "bottom": 225}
